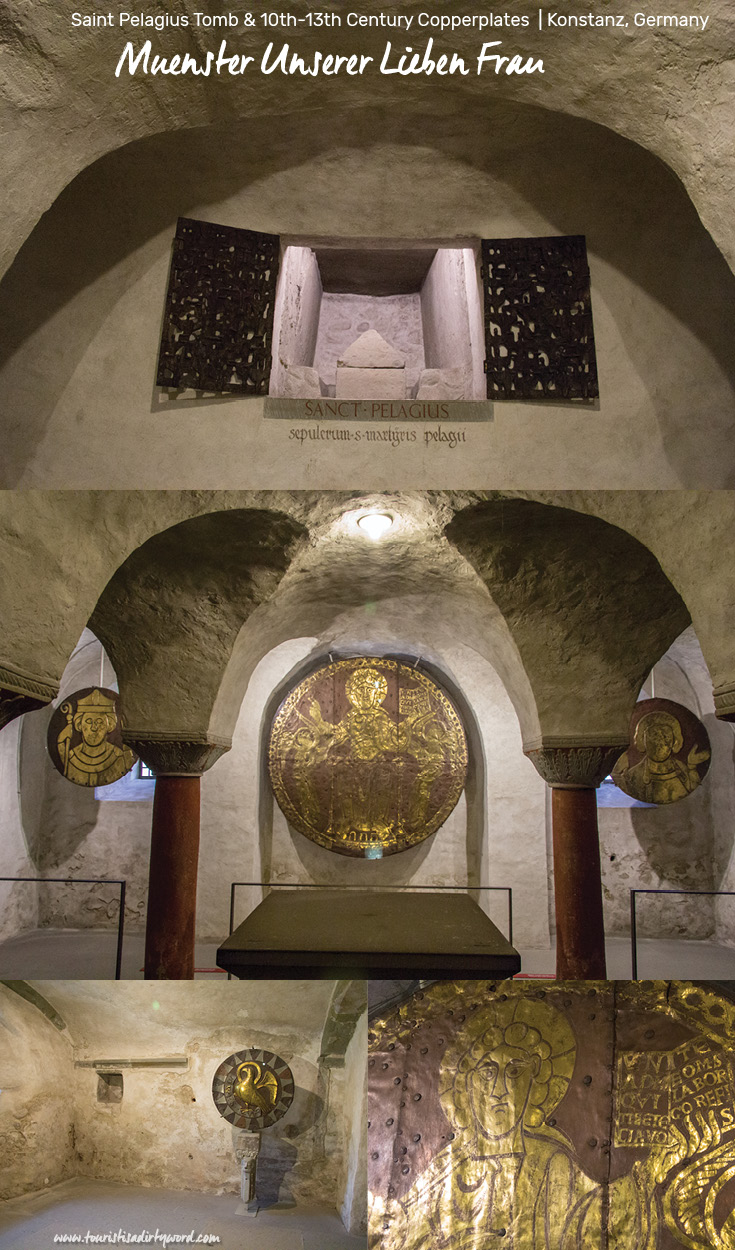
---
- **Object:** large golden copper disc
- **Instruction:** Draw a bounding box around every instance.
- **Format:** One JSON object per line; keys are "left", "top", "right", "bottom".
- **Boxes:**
{"left": 212, "top": 1048, "right": 294, "bottom": 1131}
{"left": 47, "top": 686, "right": 137, "bottom": 788}
{"left": 268, "top": 657, "right": 468, "bottom": 858}
{"left": 611, "top": 697, "right": 711, "bottom": 805}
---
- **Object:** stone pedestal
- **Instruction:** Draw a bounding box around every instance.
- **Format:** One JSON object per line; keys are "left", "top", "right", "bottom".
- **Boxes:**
{"left": 235, "top": 1131, "right": 262, "bottom": 1216}
{"left": 525, "top": 741, "right": 626, "bottom": 980}
{"left": 124, "top": 732, "right": 230, "bottom": 980}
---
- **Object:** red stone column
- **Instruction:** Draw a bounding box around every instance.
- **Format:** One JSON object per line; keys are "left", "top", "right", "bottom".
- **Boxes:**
{"left": 125, "top": 734, "right": 230, "bottom": 980}
{"left": 551, "top": 787, "right": 607, "bottom": 979}
{"left": 145, "top": 775, "right": 201, "bottom": 979}
{"left": 525, "top": 743, "right": 626, "bottom": 980}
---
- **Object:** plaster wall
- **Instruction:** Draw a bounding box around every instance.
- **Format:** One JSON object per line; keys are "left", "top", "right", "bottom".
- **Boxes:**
{"left": 596, "top": 631, "right": 735, "bottom": 944}
{"left": 72, "top": 1044, "right": 334, "bottom": 1202}
{"left": 420, "top": 248, "right": 477, "bottom": 397}
{"left": 2, "top": 115, "right": 734, "bottom": 489}
{"left": 0, "top": 718, "right": 36, "bottom": 942}
{"left": 314, "top": 292, "right": 425, "bottom": 393}
{"left": 1, "top": 0, "right": 734, "bottom": 290}
{"left": 0, "top": 989, "right": 74, "bottom": 1199}
{"left": 204, "top": 624, "right": 550, "bottom": 950}
{"left": 4, "top": 527, "right": 733, "bottom": 953}
{"left": 271, "top": 245, "right": 323, "bottom": 396}
{"left": 16, "top": 634, "right": 149, "bottom": 937}
{"left": 3, "top": 491, "right": 735, "bottom": 724}
{"left": 337, "top": 1010, "right": 368, "bottom": 1236}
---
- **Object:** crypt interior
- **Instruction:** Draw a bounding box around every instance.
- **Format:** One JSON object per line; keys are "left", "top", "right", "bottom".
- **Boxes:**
{"left": 1, "top": 489, "right": 735, "bottom": 982}
{"left": 0, "top": 978, "right": 366, "bottom": 1249}
{"left": 0, "top": 0, "right": 734, "bottom": 489}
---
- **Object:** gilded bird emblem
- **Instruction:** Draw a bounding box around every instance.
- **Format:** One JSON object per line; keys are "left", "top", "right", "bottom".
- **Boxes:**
{"left": 234, "top": 1061, "right": 279, "bottom": 1115}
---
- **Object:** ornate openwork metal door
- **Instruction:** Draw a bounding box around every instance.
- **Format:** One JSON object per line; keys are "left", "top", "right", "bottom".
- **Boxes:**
{"left": 156, "top": 216, "right": 280, "bottom": 394}
{"left": 481, "top": 235, "right": 598, "bottom": 402}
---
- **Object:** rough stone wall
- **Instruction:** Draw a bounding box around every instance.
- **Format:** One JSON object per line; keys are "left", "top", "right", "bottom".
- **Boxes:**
{"left": 599, "top": 797, "right": 715, "bottom": 940}
{"left": 71, "top": 1043, "right": 336, "bottom": 1201}
{"left": 314, "top": 292, "right": 425, "bottom": 393}
{"left": 3, "top": 491, "right": 735, "bottom": 726}
{"left": 1, "top": 0, "right": 734, "bottom": 288}
{"left": 420, "top": 248, "right": 477, "bottom": 397}
{"left": 0, "top": 718, "right": 37, "bottom": 942}
{"left": 0, "top": 982, "right": 353, "bottom": 1208}
{"left": 0, "top": 987, "right": 75, "bottom": 1199}
{"left": 338, "top": 1010, "right": 368, "bottom": 1236}
{"left": 271, "top": 245, "right": 323, "bottom": 395}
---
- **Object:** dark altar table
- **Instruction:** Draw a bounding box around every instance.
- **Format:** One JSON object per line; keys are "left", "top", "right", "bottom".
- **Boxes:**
{"left": 216, "top": 889, "right": 520, "bottom": 979}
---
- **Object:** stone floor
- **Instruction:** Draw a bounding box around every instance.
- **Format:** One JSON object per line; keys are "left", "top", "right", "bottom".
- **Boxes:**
{"left": 0, "top": 929, "right": 225, "bottom": 979}
{"left": 0, "top": 927, "right": 733, "bottom": 980}
{"left": 518, "top": 935, "right": 735, "bottom": 980}
{"left": 0, "top": 1179, "right": 365, "bottom": 1250}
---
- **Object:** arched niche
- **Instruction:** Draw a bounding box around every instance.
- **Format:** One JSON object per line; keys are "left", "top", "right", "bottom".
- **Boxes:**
{"left": 198, "top": 628, "right": 550, "bottom": 951}
{"left": 2, "top": 103, "right": 734, "bottom": 487}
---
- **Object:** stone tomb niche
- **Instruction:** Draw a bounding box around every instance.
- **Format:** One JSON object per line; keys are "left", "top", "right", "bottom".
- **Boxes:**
{"left": 269, "top": 244, "right": 486, "bottom": 402}
{"left": 156, "top": 220, "right": 597, "bottom": 401}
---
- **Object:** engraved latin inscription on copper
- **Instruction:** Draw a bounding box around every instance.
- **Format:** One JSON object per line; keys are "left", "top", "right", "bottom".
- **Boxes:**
{"left": 368, "top": 981, "right": 735, "bottom": 1249}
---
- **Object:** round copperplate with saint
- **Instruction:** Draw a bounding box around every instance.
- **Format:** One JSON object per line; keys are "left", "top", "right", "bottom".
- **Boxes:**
{"left": 212, "top": 1049, "right": 294, "bottom": 1131}
{"left": 47, "top": 686, "right": 137, "bottom": 788}
{"left": 611, "top": 697, "right": 711, "bottom": 805}
{"left": 268, "top": 657, "right": 468, "bottom": 857}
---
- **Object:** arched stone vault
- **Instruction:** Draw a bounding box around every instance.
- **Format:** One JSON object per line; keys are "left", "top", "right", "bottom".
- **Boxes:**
{"left": 0, "top": 491, "right": 314, "bottom": 694}
{"left": 88, "top": 507, "right": 308, "bottom": 737}
{"left": 0, "top": 490, "right": 713, "bottom": 754}
{"left": 1, "top": 0, "right": 734, "bottom": 280}
{"left": 446, "top": 497, "right": 690, "bottom": 746}
{"left": 506, "top": 491, "right": 735, "bottom": 717}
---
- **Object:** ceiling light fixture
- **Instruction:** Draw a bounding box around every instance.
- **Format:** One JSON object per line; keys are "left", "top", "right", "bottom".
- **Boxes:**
{"left": 357, "top": 512, "right": 394, "bottom": 541}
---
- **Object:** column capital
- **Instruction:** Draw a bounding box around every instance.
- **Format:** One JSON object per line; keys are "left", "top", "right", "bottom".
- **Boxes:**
{"left": 524, "top": 738, "right": 627, "bottom": 789}
{"left": 123, "top": 730, "right": 231, "bottom": 776}
{"left": 0, "top": 662, "right": 58, "bottom": 731}
{"left": 714, "top": 681, "right": 735, "bottom": 722}
{"left": 235, "top": 1131, "right": 262, "bottom": 1165}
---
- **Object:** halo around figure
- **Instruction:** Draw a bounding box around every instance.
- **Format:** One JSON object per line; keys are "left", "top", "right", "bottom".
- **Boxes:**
{"left": 612, "top": 697, "right": 711, "bottom": 805}
{"left": 441, "top": 995, "right": 576, "bottom": 1132}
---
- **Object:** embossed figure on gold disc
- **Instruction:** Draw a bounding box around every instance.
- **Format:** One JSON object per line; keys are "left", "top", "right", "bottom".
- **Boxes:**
{"left": 234, "top": 1061, "right": 278, "bottom": 1115}
{"left": 47, "top": 687, "right": 137, "bottom": 788}
{"left": 268, "top": 658, "right": 468, "bottom": 857}
{"left": 369, "top": 984, "right": 735, "bottom": 1250}
{"left": 612, "top": 698, "right": 711, "bottom": 805}
{"left": 212, "top": 1048, "right": 294, "bottom": 1132}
